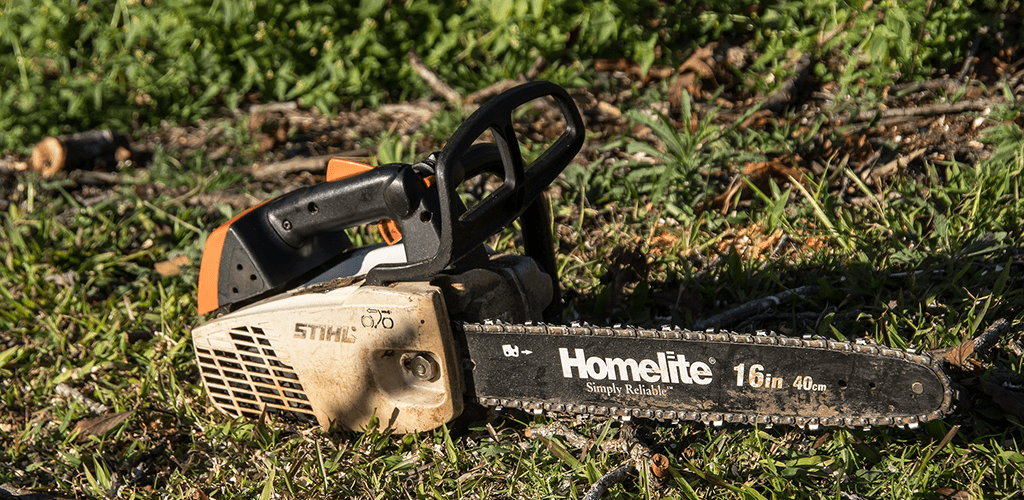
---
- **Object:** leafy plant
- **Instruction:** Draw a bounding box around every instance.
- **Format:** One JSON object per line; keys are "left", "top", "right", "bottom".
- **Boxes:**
{"left": 0, "top": 0, "right": 671, "bottom": 153}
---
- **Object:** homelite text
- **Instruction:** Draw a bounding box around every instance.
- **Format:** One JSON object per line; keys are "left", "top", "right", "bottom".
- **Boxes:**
{"left": 559, "top": 348, "right": 713, "bottom": 385}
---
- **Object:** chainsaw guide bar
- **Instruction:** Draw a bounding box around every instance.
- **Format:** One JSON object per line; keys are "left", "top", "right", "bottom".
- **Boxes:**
{"left": 461, "top": 322, "right": 954, "bottom": 430}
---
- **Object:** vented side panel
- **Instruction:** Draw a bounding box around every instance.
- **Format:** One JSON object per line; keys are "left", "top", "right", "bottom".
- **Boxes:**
{"left": 194, "top": 325, "right": 316, "bottom": 422}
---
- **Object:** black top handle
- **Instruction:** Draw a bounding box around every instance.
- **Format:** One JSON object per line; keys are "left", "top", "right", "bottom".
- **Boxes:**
{"left": 365, "top": 81, "right": 586, "bottom": 285}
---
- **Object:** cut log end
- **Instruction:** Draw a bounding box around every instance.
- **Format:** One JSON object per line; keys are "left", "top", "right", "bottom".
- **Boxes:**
{"left": 28, "top": 130, "right": 132, "bottom": 178}
{"left": 30, "top": 136, "right": 67, "bottom": 178}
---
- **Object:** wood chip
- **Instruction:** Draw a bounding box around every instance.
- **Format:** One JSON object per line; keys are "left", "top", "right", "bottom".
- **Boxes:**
{"left": 155, "top": 255, "right": 191, "bottom": 277}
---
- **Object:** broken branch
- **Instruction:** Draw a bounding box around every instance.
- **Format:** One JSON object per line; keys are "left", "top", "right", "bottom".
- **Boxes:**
{"left": 849, "top": 99, "right": 998, "bottom": 122}
{"left": 582, "top": 464, "right": 636, "bottom": 500}
{"left": 55, "top": 383, "right": 109, "bottom": 415}
{"left": 408, "top": 50, "right": 464, "bottom": 108}
{"left": 693, "top": 285, "right": 819, "bottom": 330}
{"left": 250, "top": 150, "right": 371, "bottom": 180}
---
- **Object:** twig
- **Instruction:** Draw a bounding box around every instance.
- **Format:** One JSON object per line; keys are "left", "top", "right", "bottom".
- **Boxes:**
{"left": 957, "top": 30, "right": 987, "bottom": 82}
{"left": 465, "top": 57, "right": 550, "bottom": 105}
{"left": 466, "top": 80, "right": 526, "bottom": 105}
{"left": 693, "top": 285, "right": 819, "bottom": 330}
{"left": 248, "top": 101, "right": 299, "bottom": 114}
{"left": 189, "top": 192, "right": 267, "bottom": 212}
{"left": 524, "top": 421, "right": 590, "bottom": 448}
{"left": 973, "top": 318, "right": 1010, "bottom": 358}
{"left": 407, "top": 50, "right": 464, "bottom": 108}
{"left": 850, "top": 99, "right": 998, "bottom": 122}
{"left": 69, "top": 170, "right": 123, "bottom": 185}
{"left": 819, "top": 1, "right": 872, "bottom": 48}
{"left": 55, "top": 383, "right": 109, "bottom": 415}
{"left": 524, "top": 55, "right": 549, "bottom": 80}
{"left": 527, "top": 422, "right": 669, "bottom": 499}
{"left": 0, "top": 483, "right": 74, "bottom": 500}
{"left": 250, "top": 151, "right": 371, "bottom": 180}
{"left": 866, "top": 147, "right": 927, "bottom": 182}
{"left": 935, "top": 318, "right": 1010, "bottom": 369}
{"left": 888, "top": 78, "right": 963, "bottom": 96}
{"left": 769, "top": 233, "right": 792, "bottom": 259}
{"left": 853, "top": 149, "right": 883, "bottom": 180}
{"left": 911, "top": 0, "right": 935, "bottom": 74}
{"left": 582, "top": 464, "right": 636, "bottom": 500}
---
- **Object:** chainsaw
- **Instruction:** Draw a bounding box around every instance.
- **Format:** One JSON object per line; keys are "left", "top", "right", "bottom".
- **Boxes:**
{"left": 191, "top": 82, "right": 954, "bottom": 434}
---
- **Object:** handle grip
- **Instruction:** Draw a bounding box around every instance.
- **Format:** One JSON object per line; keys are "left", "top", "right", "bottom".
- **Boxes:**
{"left": 266, "top": 164, "right": 425, "bottom": 248}
{"left": 365, "top": 81, "right": 585, "bottom": 284}
{"left": 198, "top": 81, "right": 584, "bottom": 314}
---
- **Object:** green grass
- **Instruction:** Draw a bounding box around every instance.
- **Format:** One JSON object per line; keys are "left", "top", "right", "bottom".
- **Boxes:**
{"left": 3, "top": 0, "right": 1024, "bottom": 498}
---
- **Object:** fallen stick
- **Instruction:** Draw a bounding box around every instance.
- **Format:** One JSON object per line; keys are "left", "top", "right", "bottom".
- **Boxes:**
{"left": 30, "top": 130, "right": 131, "bottom": 178}
{"left": 466, "top": 79, "right": 526, "bottom": 105}
{"left": 888, "top": 78, "right": 963, "bottom": 95}
{"left": 865, "top": 147, "right": 927, "bottom": 182}
{"left": 850, "top": 98, "right": 998, "bottom": 122}
{"left": 693, "top": 285, "right": 819, "bottom": 330}
{"left": 465, "top": 56, "right": 550, "bottom": 105}
{"left": 55, "top": 383, "right": 109, "bottom": 415}
{"left": 408, "top": 50, "right": 464, "bottom": 108}
{"left": 250, "top": 150, "right": 371, "bottom": 180}
{"left": 528, "top": 422, "right": 668, "bottom": 499}
{"left": 0, "top": 483, "right": 74, "bottom": 500}
{"left": 957, "top": 31, "right": 986, "bottom": 81}
{"left": 582, "top": 464, "right": 636, "bottom": 500}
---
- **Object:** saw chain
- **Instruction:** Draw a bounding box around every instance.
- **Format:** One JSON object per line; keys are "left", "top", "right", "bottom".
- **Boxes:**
{"left": 462, "top": 321, "right": 953, "bottom": 430}
{"left": 191, "top": 81, "right": 956, "bottom": 433}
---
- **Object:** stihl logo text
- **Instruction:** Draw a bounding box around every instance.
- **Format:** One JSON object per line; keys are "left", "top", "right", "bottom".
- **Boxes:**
{"left": 558, "top": 348, "right": 713, "bottom": 385}
{"left": 294, "top": 323, "right": 355, "bottom": 343}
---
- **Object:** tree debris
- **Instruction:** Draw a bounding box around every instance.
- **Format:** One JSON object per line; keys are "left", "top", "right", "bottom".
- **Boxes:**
{"left": 55, "top": 383, "right": 109, "bottom": 415}
{"left": 30, "top": 130, "right": 132, "bottom": 178}
{"left": 0, "top": 483, "right": 74, "bottom": 500}
{"left": 941, "top": 318, "right": 1011, "bottom": 370}
{"left": 408, "top": 50, "right": 465, "bottom": 109}
{"left": 581, "top": 464, "right": 636, "bottom": 500}
{"left": 527, "top": 422, "right": 668, "bottom": 499}
{"left": 250, "top": 150, "right": 371, "bottom": 180}
{"left": 693, "top": 285, "right": 819, "bottom": 330}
